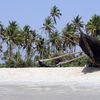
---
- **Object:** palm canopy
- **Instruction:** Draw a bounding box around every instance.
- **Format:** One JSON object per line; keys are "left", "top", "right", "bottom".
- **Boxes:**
{"left": 42, "top": 16, "right": 55, "bottom": 35}
{"left": 49, "top": 31, "right": 62, "bottom": 53}
{"left": 23, "top": 25, "right": 36, "bottom": 60}
{"left": 72, "top": 15, "right": 84, "bottom": 31}
{"left": 86, "top": 14, "right": 100, "bottom": 37}
{"left": 23, "top": 25, "right": 36, "bottom": 46}
{"left": 5, "top": 21, "right": 19, "bottom": 42}
{"left": 0, "top": 22, "right": 4, "bottom": 35}
{"left": 35, "top": 37, "right": 47, "bottom": 59}
{"left": 4, "top": 21, "right": 19, "bottom": 60}
{"left": 50, "top": 5, "right": 62, "bottom": 24}
{"left": 62, "top": 23, "right": 76, "bottom": 52}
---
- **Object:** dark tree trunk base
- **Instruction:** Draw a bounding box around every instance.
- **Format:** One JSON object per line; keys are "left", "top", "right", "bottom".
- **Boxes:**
{"left": 87, "top": 62, "right": 100, "bottom": 68}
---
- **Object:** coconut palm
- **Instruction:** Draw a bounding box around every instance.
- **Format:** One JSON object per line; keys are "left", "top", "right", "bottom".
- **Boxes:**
{"left": 72, "top": 15, "right": 84, "bottom": 31}
{"left": 13, "top": 30, "right": 25, "bottom": 65}
{"left": 23, "top": 25, "right": 36, "bottom": 62}
{"left": 0, "top": 22, "right": 4, "bottom": 53}
{"left": 62, "top": 23, "right": 76, "bottom": 53}
{"left": 35, "top": 36, "right": 47, "bottom": 59}
{"left": 50, "top": 5, "right": 62, "bottom": 24}
{"left": 42, "top": 17, "right": 56, "bottom": 58}
{"left": 86, "top": 14, "right": 100, "bottom": 37}
{"left": 42, "top": 16, "right": 55, "bottom": 37}
{"left": 5, "top": 21, "right": 19, "bottom": 61}
{"left": 49, "top": 31, "right": 62, "bottom": 54}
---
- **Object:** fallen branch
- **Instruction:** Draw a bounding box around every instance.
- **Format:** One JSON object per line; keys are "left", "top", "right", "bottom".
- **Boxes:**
{"left": 40, "top": 52, "right": 83, "bottom": 62}
{"left": 56, "top": 54, "right": 86, "bottom": 66}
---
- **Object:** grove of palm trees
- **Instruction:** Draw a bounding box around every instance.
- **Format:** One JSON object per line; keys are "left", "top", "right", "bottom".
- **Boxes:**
{"left": 0, "top": 5, "right": 100, "bottom": 67}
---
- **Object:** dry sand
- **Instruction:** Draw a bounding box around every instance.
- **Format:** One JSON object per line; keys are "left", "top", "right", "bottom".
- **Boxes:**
{"left": 0, "top": 67, "right": 100, "bottom": 86}
{"left": 0, "top": 67, "right": 100, "bottom": 100}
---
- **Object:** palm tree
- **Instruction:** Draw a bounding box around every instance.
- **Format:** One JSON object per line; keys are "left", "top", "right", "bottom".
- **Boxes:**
{"left": 62, "top": 23, "right": 76, "bottom": 53}
{"left": 0, "top": 22, "right": 4, "bottom": 53}
{"left": 13, "top": 30, "right": 25, "bottom": 65}
{"left": 5, "top": 21, "right": 19, "bottom": 61}
{"left": 86, "top": 14, "right": 100, "bottom": 37}
{"left": 50, "top": 5, "right": 62, "bottom": 24}
{"left": 23, "top": 25, "right": 36, "bottom": 62}
{"left": 42, "top": 17, "right": 56, "bottom": 58}
{"left": 49, "top": 31, "right": 62, "bottom": 54}
{"left": 35, "top": 36, "right": 47, "bottom": 59}
{"left": 71, "top": 15, "right": 85, "bottom": 52}
{"left": 42, "top": 16, "right": 55, "bottom": 37}
{"left": 72, "top": 15, "right": 84, "bottom": 31}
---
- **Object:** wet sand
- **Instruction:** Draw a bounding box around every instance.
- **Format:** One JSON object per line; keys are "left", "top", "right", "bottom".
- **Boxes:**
{"left": 0, "top": 67, "right": 100, "bottom": 100}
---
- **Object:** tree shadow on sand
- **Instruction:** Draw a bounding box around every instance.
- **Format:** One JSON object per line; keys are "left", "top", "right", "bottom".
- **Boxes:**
{"left": 82, "top": 66, "right": 100, "bottom": 74}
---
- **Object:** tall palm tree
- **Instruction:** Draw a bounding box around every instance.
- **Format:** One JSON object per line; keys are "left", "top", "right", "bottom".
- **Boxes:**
{"left": 49, "top": 31, "right": 62, "bottom": 54}
{"left": 23, "top": 25, "right": 36, "bottom": 62}
{"left": 71, "top": 15, "right": 84, "bottom": 52}
{"left": 50, "top": 5, "right": 62, "bottom": 24}
{"left": 72, "top": 15, "right": 84, "bottom": 31}
{"left": 42, "top": 16, "right": 55, "bottom": 37}
{"left": 86, "top": 14, "right": 100, "bottom": 37}
{"left": 13, "top": 30, "right": 25, "bottom": 64}
{"left": 42, "top": 17, "right": 56, "bottom": 58}
{"left": 5, "top": 21, "right": 19, "bottom": 61}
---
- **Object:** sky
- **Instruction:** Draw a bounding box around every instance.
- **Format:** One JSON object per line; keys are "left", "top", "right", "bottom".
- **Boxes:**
{"left": 0, "top": 0, "right": 100, "bottom": 32}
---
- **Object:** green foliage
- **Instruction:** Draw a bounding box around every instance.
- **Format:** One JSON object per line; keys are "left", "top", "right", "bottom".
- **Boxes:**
{"left": 86, "top": 14, "right": 100, "bottom": 37}
{"left": 5, "top": 59, "right": 15, "bottom": 68}
{"left": 63, "top": 56, "right": 89, "bottom": 67}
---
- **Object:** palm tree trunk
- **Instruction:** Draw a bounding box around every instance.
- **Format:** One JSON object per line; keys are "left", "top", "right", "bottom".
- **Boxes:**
{"left": 8, "top": 43, "right": 13, "bottom": 60}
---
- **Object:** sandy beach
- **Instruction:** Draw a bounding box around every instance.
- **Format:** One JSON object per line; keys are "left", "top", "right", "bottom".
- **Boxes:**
{"left": 0, "top": 67, "right": 100, "bottom": 100}
{"left": 0, "top": 67, "right": 100, "bottom": 85}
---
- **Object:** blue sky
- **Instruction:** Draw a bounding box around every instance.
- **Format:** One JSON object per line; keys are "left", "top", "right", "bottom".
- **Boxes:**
{"left": 0, "top": 0, "right": 100, "bottom": 31}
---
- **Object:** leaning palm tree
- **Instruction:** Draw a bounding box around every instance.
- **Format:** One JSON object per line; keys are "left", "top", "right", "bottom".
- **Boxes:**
{"left": 50, "top": 5, "right": 62, "bottom": 24}
{"left": 86, "top": 14, "right": 100, "bottom": 37}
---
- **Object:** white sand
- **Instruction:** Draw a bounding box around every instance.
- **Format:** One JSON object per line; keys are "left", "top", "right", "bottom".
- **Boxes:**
{"left": 0, "top": 67, "right": 100, "bottom": 100}
{"left": 0, "top": 67, "right": 100, "bottom": 86}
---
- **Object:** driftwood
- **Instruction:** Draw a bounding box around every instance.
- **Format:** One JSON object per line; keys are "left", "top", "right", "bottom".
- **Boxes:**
{"left": 38, "top": 61, "right": 56, "bottom": 67}
{"left": 40, "top": 52, "right": 82, "bottom": 62}
{"left": 79, "top": 29, "right": 100, "bottom": 67}
{"left": 56, "top": 54, "right": 86, "bottom": 66}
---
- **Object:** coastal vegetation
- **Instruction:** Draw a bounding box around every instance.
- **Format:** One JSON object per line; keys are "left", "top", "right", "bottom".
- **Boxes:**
{"left": 0, "top": 6, "right": 100, "bottom": 67}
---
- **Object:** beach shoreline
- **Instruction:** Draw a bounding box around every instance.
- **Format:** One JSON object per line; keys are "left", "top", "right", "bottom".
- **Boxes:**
{"left": 0, "top": 67, "right": 100, "bottom": 86}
